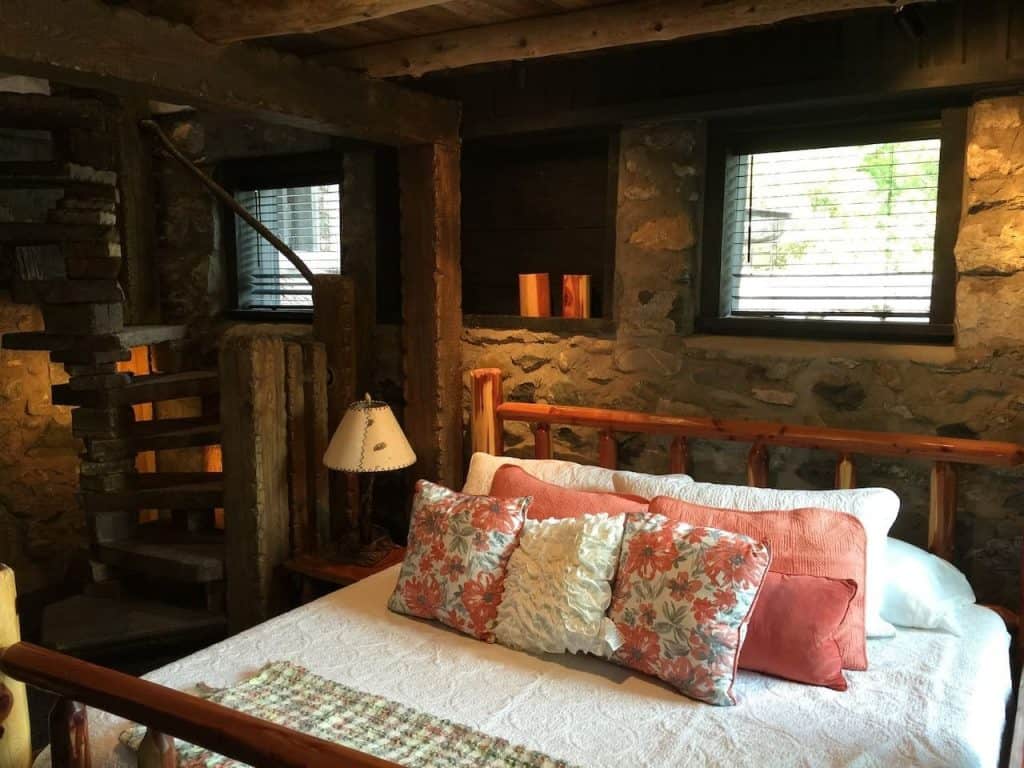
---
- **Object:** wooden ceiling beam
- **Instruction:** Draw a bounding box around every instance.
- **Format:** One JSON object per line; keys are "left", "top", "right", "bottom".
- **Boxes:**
{"left": 323, "top": 0, "right": 926, "bottom": 79}
{"left": 0, "top": 0, "right": 459, "bottom": 146}
{"left": 192, "top": 0, "right": 455, "bottom": 44}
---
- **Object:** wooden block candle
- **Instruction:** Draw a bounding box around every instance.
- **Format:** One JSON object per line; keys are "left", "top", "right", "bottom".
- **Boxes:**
{"left": 562, "top": 274, "right": 591, "bottom": 318}
{"left": 518, "top": 273, "right": 551, "bottom": 317}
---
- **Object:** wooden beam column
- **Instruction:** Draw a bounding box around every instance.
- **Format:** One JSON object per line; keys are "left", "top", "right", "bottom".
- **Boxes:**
{"left": 400, "top": 142, "right": 463, "bottom": 488}
{"left": 219, "top": 334, "right": 289, "bottom": 633}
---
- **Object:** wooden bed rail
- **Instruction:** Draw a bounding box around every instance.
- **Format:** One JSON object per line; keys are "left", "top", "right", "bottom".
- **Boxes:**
{"left": 0, "top": 639, "right": 399, "bottom": 768}
{"left": 469, "top": 367, "right": 1024, "bottom": 562}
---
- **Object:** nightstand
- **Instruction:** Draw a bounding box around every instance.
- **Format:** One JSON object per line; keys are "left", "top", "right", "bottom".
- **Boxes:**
{"left": 283, "top": 547, "right": 407, "bottom": 604}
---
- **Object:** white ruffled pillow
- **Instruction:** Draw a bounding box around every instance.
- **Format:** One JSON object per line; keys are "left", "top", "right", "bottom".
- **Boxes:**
{"left": 495, "top": 513, "right": 625, "bottom": 656}
{"left": 882, "top": 537, "right": 975, "bottom": 635}
{"left": 612, "top": 474, "right": 899, "bottom": 639}
{"left": 462, "top": 452, "right": 616, "bottom": 495}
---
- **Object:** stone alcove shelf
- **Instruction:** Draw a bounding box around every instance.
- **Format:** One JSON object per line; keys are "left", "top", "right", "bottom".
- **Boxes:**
{"left": 463, "top": 314, "right": 614, "bottom": 335}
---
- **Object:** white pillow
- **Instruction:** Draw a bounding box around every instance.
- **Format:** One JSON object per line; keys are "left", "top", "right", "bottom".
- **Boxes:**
{"left": 610, "top": 471, "right": 694, "bottom": 500}
{"left": 612, "top": 475, "right": 899, "bottom": 638}
{"left": 462, "top": 452, "right": 616, "bottom": 495}
{"left": 495, "top": 513, "right": 625, "bottom": 656}
{"left": 881, "top": 537, "right": 975, "bottom": 635}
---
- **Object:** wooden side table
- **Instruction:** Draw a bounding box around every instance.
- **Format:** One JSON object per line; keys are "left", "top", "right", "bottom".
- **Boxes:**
{"left": 283, "top": 547, "right": 406, "bottom": 604}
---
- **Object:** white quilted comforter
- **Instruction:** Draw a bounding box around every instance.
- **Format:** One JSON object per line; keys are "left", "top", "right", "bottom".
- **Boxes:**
{"left": 37, "top": 566, "right": 1011, "bottom": 768}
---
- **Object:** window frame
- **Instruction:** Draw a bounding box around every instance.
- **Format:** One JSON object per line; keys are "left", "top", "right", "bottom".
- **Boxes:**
{"left": 698, "top": 109, "right": 966, "bottom": 344}
{"left": 219, "top": 152, "right": 344, "bottom": 321}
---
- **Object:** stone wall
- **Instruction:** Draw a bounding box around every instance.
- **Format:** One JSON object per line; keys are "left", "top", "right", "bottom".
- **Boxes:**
{"left": 463, "top": 98, "right": 1024, "bottom": 608}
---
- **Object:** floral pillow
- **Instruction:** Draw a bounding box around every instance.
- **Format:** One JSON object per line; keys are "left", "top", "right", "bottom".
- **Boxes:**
{"left": 388, "top": 480, "right": 530, "bottom": 641}
{"left": 608, "top": 511, "right": 772, "bottom": 706}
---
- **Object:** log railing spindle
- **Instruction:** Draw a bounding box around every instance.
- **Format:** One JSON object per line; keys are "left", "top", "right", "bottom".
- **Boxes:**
{"left": 669, "top": 436, "right": 690, "bottom": 475}
{"left": 598, "top": 430, "right": 617, "bottom": 469}
{"left": 533, "top": 424, "right": 551, "bottom": 459}
{"left": 470, "top": 368, "right": 504, "bottom": 455}
{"left": 138, "top": 728, "right": 177, "bottom": 768}
{"left": 746, "top": 443, "right": 769, "bottom": 488}
{"left": 835, "top": 454, "right": 856, "bottom": 490}
{"left": 928, "top": 461, "right": 957, "bottom": 562}
{"left": 49, "top": 698, "right": 90, "bottom": 768}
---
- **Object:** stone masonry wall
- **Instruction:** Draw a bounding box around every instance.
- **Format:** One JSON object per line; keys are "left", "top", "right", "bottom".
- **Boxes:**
{"left": 463, "top": 97, "right": 1024, "bottom": 609}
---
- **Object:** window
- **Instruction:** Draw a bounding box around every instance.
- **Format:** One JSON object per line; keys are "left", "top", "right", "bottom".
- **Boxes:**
{"left": 223, "top": 155, "right": 342, "bottom": 313}
{"left": 701, "top": 113, "right": 965, "bottom": 342}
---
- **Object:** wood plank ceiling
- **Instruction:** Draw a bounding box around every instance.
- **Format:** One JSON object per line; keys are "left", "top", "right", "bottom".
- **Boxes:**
{"left": 103, "top": 0, "right": 923, "bottom": 79}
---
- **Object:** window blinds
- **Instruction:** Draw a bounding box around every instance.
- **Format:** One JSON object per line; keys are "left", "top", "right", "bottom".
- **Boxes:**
{"left": 721, "top": 138, "right": 941, "bottom": 323}
{"left": 235, "top": 184, "right": 341, "bottom": 309}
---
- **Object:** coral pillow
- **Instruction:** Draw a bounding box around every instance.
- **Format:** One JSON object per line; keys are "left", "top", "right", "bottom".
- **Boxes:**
{"left": 650, "top": 496, "right": 868, "bottom": 670}
{"left": 388, "top": 480, "right": 529, "bottom": 641}
{"left": 608, "top": 510, "right": 772, "bottom": 706}
{"left": 741, "top": 572, "right": 856, "bottom": 690}
{"left": 489, "top": 465, "right": 647, "bottom": 520}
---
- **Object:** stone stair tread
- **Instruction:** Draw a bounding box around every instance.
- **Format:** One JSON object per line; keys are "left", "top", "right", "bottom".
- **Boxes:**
{"left": 41, "top": 594, "right": 225, "bottom": 654}
{"left": 96, "top": 521, "right": 225, "bottom": 583}
{"left": 2, "top": 323, "right": 187, "bottom": 353}
{"left": 82, "top": 473, "right": 223, "bottom": 512}
{"left": 53, "top": 368, "right": 217, "bottom": 406}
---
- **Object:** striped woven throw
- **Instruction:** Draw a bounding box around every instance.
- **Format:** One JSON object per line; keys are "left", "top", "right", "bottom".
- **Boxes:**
{"left": 120, "top": 661, "right": 576, "bottom": 768}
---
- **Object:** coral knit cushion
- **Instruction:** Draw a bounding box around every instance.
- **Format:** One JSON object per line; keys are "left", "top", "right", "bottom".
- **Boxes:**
{"left": 489, "top": 464, "right": 647, "bottom": 520}
{"left": 649, "top": 496, "right": 869, "bottom": 670}
{"left": 740, "top": 572, "right": 857, "bottom": 690}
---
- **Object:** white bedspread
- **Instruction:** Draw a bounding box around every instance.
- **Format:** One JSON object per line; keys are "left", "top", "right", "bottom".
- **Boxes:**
{"left": 39, "top": 566, "right": 1011, "bottom": 768}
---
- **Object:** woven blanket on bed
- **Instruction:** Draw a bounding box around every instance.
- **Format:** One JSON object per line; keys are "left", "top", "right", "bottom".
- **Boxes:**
{"left": 119, "top": 661, "right": 576, "bottom": 768}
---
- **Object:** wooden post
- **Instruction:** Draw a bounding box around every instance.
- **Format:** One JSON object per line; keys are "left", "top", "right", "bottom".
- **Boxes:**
{"left": 342, "top": 149, "right": 377, "bottom": 399}
{"left": 669, "top": 436, "right": 690, "bottom": 475}
{"left": 470, "top": 368, "right": 504, "bottom": 456}
{"left": 0, "top": 566, "right": 30, "bottom": 768}
{"left": 400, "top": 142, "right": 463, "bottom": 488}
{"left": 303, "top": 342, "right": 331, "bottom": 552}
{"left": 137, "top": 729, "right": 176, "bottom": 768}
{"left": 49, "top": 698, "right": 90, "bottom": 768}
{"left": 598, "top": 429, "right": 617, "bottom": 469}
{"left": 928, "top": 461, "right": 957, "bottom": 562}
{"left": 835, "top": 454, "right": 856, "bottom": 490}
{"left": 561, "top": 274, "right": 591, "bottom": 319}
{"left": 533, "top": 424, "right": 551, "bottom": 460}
{"left": 746, "top": 443, "right": 769, "bottom": 488}
{"left": 220, "top": 334, "right": 290, "bottom": 632}
{"left": 284, "top": 342, "right": 310, "bottom": 556}
{"left": 312, "top": 274, "right": 358, "bottom": 542}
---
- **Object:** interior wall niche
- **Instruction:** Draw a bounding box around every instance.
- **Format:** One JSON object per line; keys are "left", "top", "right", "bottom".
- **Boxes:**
{"left": 461, "top": 131, "right": 615, "bottom": 319}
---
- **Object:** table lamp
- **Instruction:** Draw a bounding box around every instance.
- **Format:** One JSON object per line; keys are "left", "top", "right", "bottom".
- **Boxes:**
{"left": 323, "top": 394, "right": 416, "bottom": 565}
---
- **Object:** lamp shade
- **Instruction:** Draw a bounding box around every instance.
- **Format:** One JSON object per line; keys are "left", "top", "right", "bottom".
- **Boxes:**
{"left": 323, "top": 396, "right": 416, "bottom": 473}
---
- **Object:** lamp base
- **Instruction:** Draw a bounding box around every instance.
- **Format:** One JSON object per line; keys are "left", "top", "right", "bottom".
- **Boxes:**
{"left": 334, "top": 524, "right": 400, "bottom": 567}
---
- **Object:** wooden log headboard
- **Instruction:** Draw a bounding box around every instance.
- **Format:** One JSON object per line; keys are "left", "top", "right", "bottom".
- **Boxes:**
{"left": 469, "top": 367, "right": 1024, "bottom": 564}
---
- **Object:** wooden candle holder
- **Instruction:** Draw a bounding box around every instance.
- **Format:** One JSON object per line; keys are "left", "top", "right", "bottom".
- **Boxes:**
{"left": 518, "top": 273, "right": 551, "bottom": 317}
{"left": 562, "top": 274, "right": 591, "bottom": 318}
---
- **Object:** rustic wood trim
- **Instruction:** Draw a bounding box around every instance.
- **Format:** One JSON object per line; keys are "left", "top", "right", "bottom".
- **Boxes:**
{"left": 492, "top": 400, "right": 1024, "bottom": 466}
{"left": 470, "top": 368, "right": 504, "bottom": 456}
{"left": 0, "top": 642, "right": 400, "bottom": 768}
{"left": 0, "top": 566, "right": 30, "bottom": 768}
{"left": 930, "top": 106, "right": 968, "bottom": 326}
{"left": 0, "top": 0, "right": 459, "bottom": 146}
{"left": 303, "top": 342, "right": 331, "bottom": 552}
{"left": 598, "top": 430, "right": 617, "bottom": 469}
{"left": 928, "top": 461, "right": 957, "bottom": 561}
{"left": 324, "top": 0, "right": 927, "bottom": 78}
{"left": 746, "top": 443, "right": 769, "bottom": 488}
{"left": 285, "top": 343, "right": 311, "bottom": 557}
{"left": 193, "top": 0, "right": 453, "bottom": 43}
{"left": 533, "top": 424, "right": 552, "bottom": 460}
{"left": 342, "top": 150, "right": 377, "bottom": 398}
{"left": 669, "top": 437, "right": 690, "bottom": 475}
{"left": 400, "top": 143, "right": 463, "bottom": 488}
{"left": 219, "top": 334, "right": 290, "bottom": 632}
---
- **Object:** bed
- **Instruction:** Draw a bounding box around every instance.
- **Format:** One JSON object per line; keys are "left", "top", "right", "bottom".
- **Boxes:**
{"left": 3, "top": 366, "right": 1023, "bottom": 768}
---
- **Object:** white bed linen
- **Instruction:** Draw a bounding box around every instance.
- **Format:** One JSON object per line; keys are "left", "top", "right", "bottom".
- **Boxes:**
{"left": 38, "top": 566, "right": 1011, "bottom": 768}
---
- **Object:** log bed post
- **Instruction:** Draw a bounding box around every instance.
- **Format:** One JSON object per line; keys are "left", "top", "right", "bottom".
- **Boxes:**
{"left": 533, "top": 424, "right": 552, "bottom": 460}
{"left": 598, "top": 430, "right": 617, "bottom": 469}
{"left": 470, "top": 368, "right": 504, "bottom": 455}
{"left": 137, "top": 729, "right": 176, "bottom": 768}
{"left": 928, "top": 461, "right": 957, "bottom": 562}
{"left": 49, "top": 698, "right": 90, "bottom": 768}
{"left": 835, "top": 454, "right": 856, "bottom": 490}
{"left": 669, "top": 437, "right": 691, "bottom": 475}
{"left": 746, "top": 443, "right": 769, "bottom": 488}
{"left": 0, "top": 565, "right": 30, "bottom": 768}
